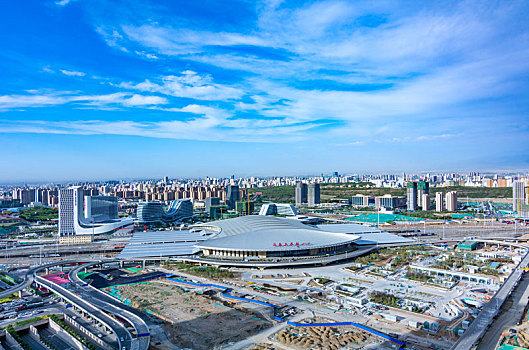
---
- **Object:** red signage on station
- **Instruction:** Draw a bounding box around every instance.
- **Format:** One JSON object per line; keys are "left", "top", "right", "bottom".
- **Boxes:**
{"left": 272, "top": 242, "right": 310, "bottom": 247}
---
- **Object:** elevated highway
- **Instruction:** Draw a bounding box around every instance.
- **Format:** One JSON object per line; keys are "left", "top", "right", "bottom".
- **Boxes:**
{"left": 68, "top": 261, "right": 150, "bottom": 350}
{"left": 0, "top": 259, "right": 150, "bottom": 350}
{"left": 34, "top": 275, "right": 132, "bottom": 350}
{"left": 0, "top": 260, "right": 84, "bottom": 299}
{"left": 451, "top": 239, "right": 529, "bottom": 350}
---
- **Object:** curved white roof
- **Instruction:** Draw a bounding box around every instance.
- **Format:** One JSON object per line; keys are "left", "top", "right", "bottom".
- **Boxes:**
{"left": 193, "top": 215, "right": 360, "bottom": 252}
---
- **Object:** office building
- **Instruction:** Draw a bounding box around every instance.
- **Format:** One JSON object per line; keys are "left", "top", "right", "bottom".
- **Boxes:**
{"left": 406, "top": 182, "right": 418, "bottom": 211}
{"left": 435, "top": 192, "right": 444, "bottom": 212}
{"left": 205, "top": 197, "right": 220, "bottom": 213}
{"left": 295, "top": 183, "right": 308, "bottom": 206}
{"left": 59, "top": 186, "right": 133, "bottom": 242}
{"left": 307, "top": 183, "right": 320, "bottom": 206}
{"left": 374, "top": 195, "right": 406, "bottom": 210}
{"left": 84, "top": 196, "right": 118, "bottom": 223}
{"left": 209, "top": 205, "right": 229, "bottom": 219}
{"left": 352, "top": 195, "right": 373, "bottom": 207}
{"left": 513, "top": 181, "right": 526, "bottom": 213}
{"left": 136, "top": 199, "right": 193, "bottom": 224}
{"left": 225, "top": 185, "right": 240, "bottom": 210}
{"left": 445, "top": 191, "right": 458, "bottom": 211}
{"left": 259, "top": 203, "right": 298, "bottom": 216}
{"left": 235, "top": 201, "right": 255, "bottom": 215}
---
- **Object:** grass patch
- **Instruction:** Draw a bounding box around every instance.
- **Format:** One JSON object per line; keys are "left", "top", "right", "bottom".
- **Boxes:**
{"left": 370, "top": 291, "right": 401, "bottom": 308}
{"left": 14, "top": 315, "right": 49, "bottom": 327}
{"left": 167, "top": 262, "right": 234, "bottom": 279}
{"left": 315, "top": 278, "right": 332, "bottom": 285}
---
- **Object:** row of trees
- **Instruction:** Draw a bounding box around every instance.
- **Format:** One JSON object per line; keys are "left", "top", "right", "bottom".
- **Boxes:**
{"left": 6, "top": 324, "right": 32, "bottom": 350}
{"left": 50, "top": 314, "right": 97, "bottom": 350}
{"left": 370, "top": 291, "right": 401, "bottom": 307}
{"left": 168, "top": 261, "right": 234, "bottom": 279}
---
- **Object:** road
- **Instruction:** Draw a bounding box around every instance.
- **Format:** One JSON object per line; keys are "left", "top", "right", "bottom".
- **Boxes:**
{"left": 68, "top": 261, "right": 151, "bottom": 350}
{"left": 35, "top": 275, "right": 134, "bottom": 350}
{"left": 39, "top": 327, "right": 76, "bottom": 350}
{"left": 0, "top": 260, "right": 81, "bottom": 299}
{"left": 64, "top": 308, "right": 117, "bottom": 349}
{"left": 20, "top": 332, "right": 48, "bottom": 350}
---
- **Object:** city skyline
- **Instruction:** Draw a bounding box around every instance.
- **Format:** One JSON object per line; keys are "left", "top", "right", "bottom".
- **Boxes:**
{"left": 1, "top": 0, "right": 529, "bottom": 182}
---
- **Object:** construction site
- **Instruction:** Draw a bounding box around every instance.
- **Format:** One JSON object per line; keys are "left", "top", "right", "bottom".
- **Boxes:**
{"left": 274, "top": 317, "right": 379, "bottom": 349}
{"left": 105, "top": 280, "right": 273, "bottom": 349}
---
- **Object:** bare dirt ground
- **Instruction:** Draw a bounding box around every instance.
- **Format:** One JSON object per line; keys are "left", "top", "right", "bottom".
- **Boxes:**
{"left": 115, "top": 282, "right": 272, "bottom": 349}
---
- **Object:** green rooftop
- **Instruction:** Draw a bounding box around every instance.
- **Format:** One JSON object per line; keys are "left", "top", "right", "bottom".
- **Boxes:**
{"left": 345, "top": 213, "right": 423, "bottom": 223}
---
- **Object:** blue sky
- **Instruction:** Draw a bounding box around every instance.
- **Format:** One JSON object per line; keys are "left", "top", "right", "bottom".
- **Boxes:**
{"left": 1, "top": 0, "right": 529, "bottom": 182}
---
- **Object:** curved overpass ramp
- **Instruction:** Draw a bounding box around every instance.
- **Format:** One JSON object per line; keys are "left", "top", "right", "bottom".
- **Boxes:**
{"left": 67, "top": 261, "right": 150, "bottom": 350}
{"left": 1, "top": 259, "right": 149, "bottom": 350}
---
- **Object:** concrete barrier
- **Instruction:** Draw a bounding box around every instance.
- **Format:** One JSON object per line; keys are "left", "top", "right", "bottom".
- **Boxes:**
{"left": 49, "top": 317, "right": 89, "bottom": 350}
{"left": 29, "top": 325, "right": 51, "bottom": 350}
{"left": 64, "top": 314, "right": 111, "bottom": 350}
{"left": 4, "top": 330, "right": 23, "bottom": 350}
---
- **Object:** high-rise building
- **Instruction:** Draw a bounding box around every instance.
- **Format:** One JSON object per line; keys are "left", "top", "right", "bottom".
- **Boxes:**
{"left": 417, "top": 181, "right": 430, "bottom": 209}
{"left": 59, "top": 187, "right": 77, "bottom": 236}
{"left": 13, "top": 188, "right": 36, "bottom": 205}
{"left": 406, "top": 182, "right": 418, "bottom": 211}
{"left": 84, "top": 196, "right": 119, "bottom": 223}
{"left": 225, "top": 185, "right": 240, "bottom": 210}
{"left": 307, "top": 183, "right": 320, "bottom": 206}
{"left": 235, "top": 201, "right": 255, "bottom": 215}
{"left": 445, "top": 191, "right": 458, "bottom": 211}
{"left": 421, "top": 194, "right": 430, "bottom": 211}
{"left": 59, "top": 186, "right": 133, "bottom": 241}
{"left": 513, "top": 181, "right": 526, "bottom": 213}
{"left": 295, "top": 183, "right": 308, "bottom": 206}
{"left": 205, "top": 197, "right": 220, "bottom": 213}
{"left": 435, "top": 192, "right": 444, "bottom": 212}
{"left": 35, "top": 188, "right": 48, "bottom": 205}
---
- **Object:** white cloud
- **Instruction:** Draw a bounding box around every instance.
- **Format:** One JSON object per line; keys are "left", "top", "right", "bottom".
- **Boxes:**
{"left": 121, "top": 24, "right": 267, "bottom": 56}
{"left": 134, "top": 51, "right": 158, "bottom": 60}
{"left": 96, "top": 27, "right": 129, "bottom": 52}
{"left": 60, "top": 69, "right": 86, "bottom": 77}
{"left": 119, "top": 71, "right": 243, "bottom": 101}
{"left": 0, "top": 100, "right": 326, "bottom": 142}
{"left": 122, "top": 94, "right": 167, "bottom": 106}
{"left": 55, "top": 0, "right": 71, "bottom": 5}
{"left": 0, "top": 94, "right": 68, "bottom": 109}
{"left": 0, "top": 91, "right": 167, "bottom": 110}
{"left": 330, "top": 141, "right": 365, "bottom": 146}
{"left": 11, "top": 1, "right": 529, "bottom": 148}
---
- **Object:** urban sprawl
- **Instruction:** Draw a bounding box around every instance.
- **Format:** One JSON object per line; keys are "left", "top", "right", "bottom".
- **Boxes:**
{"left": 0, "top": 172, "right": 529, "bottom": 350}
